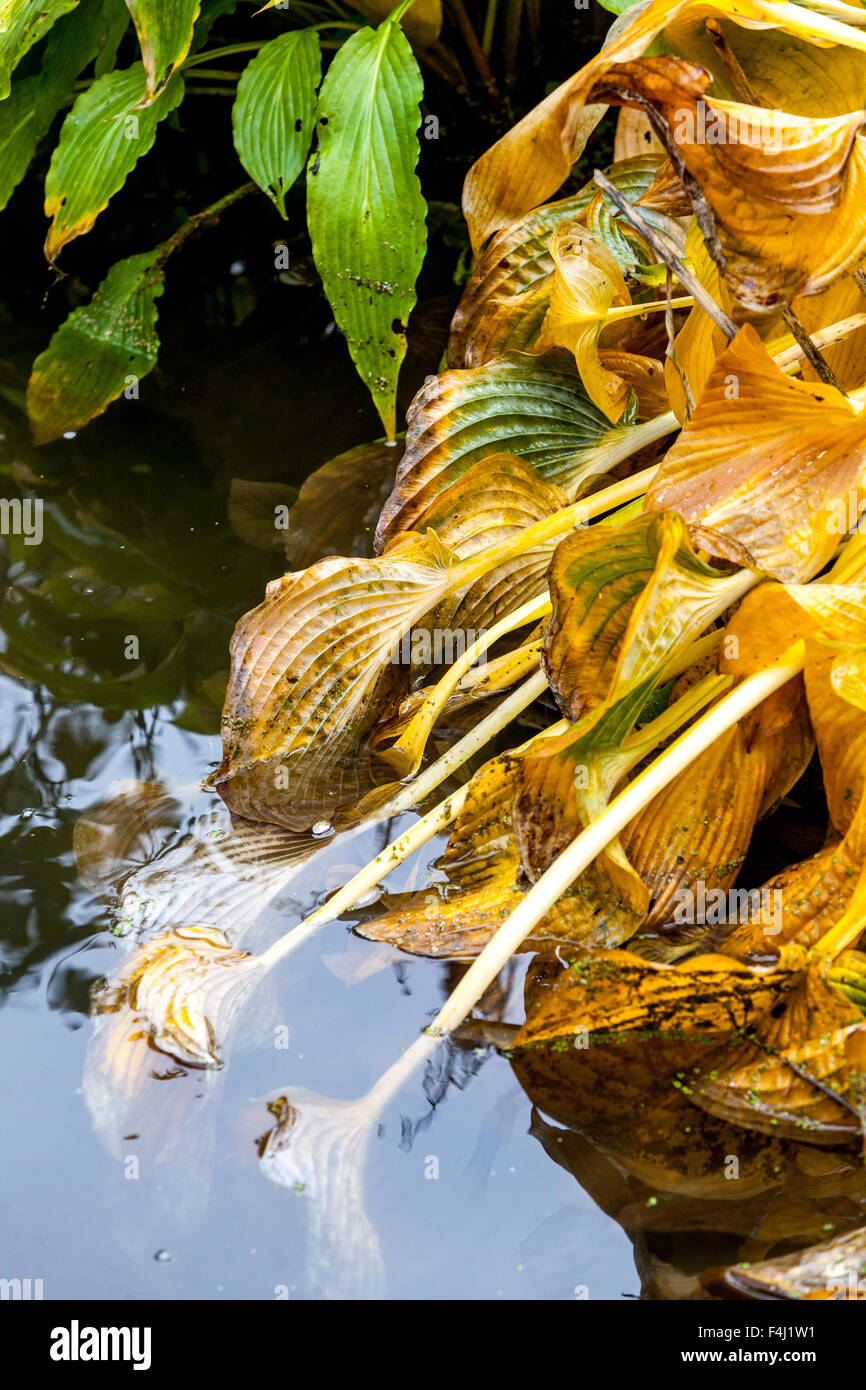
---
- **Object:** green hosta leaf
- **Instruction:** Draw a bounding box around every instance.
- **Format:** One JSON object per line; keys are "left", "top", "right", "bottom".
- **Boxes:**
{"left": 95, "top": 0, "right": 131, "bottom": 75}
{"left": 0, "top": 0, "right": 78, "bottom": 100}
{"left": 375, "top": 351, "right": 613, "bottom": 549}
{"left": 44, "top": 64, "right": 184, "bottom": 262}
{"left": 0, "top": 76, "right": 41, "bottom": 209}
{"left": 232, "top": 29, "right": 321, "bottom": 218}
{"left": 26, "top": 250, "right": 164, "bottom": 444}
{"left": 125, "top": 0, "right": 200, "bottom": 100}
{"left": 0, "top": 0, "right": 131, "bottom": 213}
{"left": 307, "top": 20, "right": 426, "bottom": 439}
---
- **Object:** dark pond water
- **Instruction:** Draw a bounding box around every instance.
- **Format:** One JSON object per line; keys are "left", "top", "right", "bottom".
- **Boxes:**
{"left": 0, "top": 300, "right": 642, "bottom": 1304}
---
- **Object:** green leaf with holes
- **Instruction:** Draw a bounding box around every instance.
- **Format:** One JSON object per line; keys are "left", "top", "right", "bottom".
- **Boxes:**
{"left": 307, "top": 19, "right": 426, "bottom": 439}
{"left": 232, "top": 29, "right": 321, "bottom": 218}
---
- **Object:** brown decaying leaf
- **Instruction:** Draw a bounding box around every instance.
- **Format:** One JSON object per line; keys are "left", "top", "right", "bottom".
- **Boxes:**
{"left": 215, "top": 531, "right": 456, "bottom": 830}
{"left": 515, "top": 943, "right": 807, "bottom": 1049}
{"left": 587, "top": 55, "right": 866, "bottom": 311}
{"left": 646, "top": 325, "right": 866, "bottom": 582}
{"left": 459, "top": 0, "right": 866, "bottom": 255}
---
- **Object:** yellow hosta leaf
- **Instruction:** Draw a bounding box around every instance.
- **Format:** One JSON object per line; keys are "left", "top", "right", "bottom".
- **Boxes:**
{"left": 516, "top": 944, "right": 806, "bottom": 1049}
{"left": 460, "top": 0, "right": 866, "bottom": 255}
{"left": 543, "top": 510, "right": 753, "bottom": 720}
{"left": 536, "top": 225, "right": 635, "bottom": 422}
{"left": 647, "top": 325, "right": 866, "bottom": 582}
{"left": 588, "top": 55, "right": 866, "bottom": 311}
{"left": 215, "top": 531, "right": 457, "bottom": 830}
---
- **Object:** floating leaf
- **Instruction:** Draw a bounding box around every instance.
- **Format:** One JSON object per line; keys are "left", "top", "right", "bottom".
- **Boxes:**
{"left": 44, "top": 64, "right": 184, "bottom": 262}
{"left": 232, "top": 29, "right": 321, "bottom": 217}
{"left": 307, "top": 20, "right": 425, "bottom": 438}
{"left": 516, "top": 945, "right": 806, "bottom": 1049}
{"left": 215, "top": 531, "right": 458, "bottom": 830}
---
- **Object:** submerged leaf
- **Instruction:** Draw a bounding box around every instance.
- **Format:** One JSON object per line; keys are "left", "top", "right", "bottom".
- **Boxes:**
{"left": 94, "top": 924, "right": 262, "bottom": 1068}
{"left": 283, "top": 438, "right": 401, "bottom": 570}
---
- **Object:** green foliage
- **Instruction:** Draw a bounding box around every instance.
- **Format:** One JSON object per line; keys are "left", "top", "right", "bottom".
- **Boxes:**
{"left": 3, "top": 0, "right": 573, "bottom": 440}
{"left": 27, "top": 249, "right": 164, "bottom": 444}
{"left": 125, "top": 0, "right": 201, "bottom": 99}
{"left": 232, "top": 28, "right": 321, "bottom": 218}
{"left": 307, "top": 20, "right": 425, "bottom": 438}
{"left": 0, "top": 0, "right": 79, "bottom": 100}
{"left": 44, "top": 63, "right": 184, "bottom": 260}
